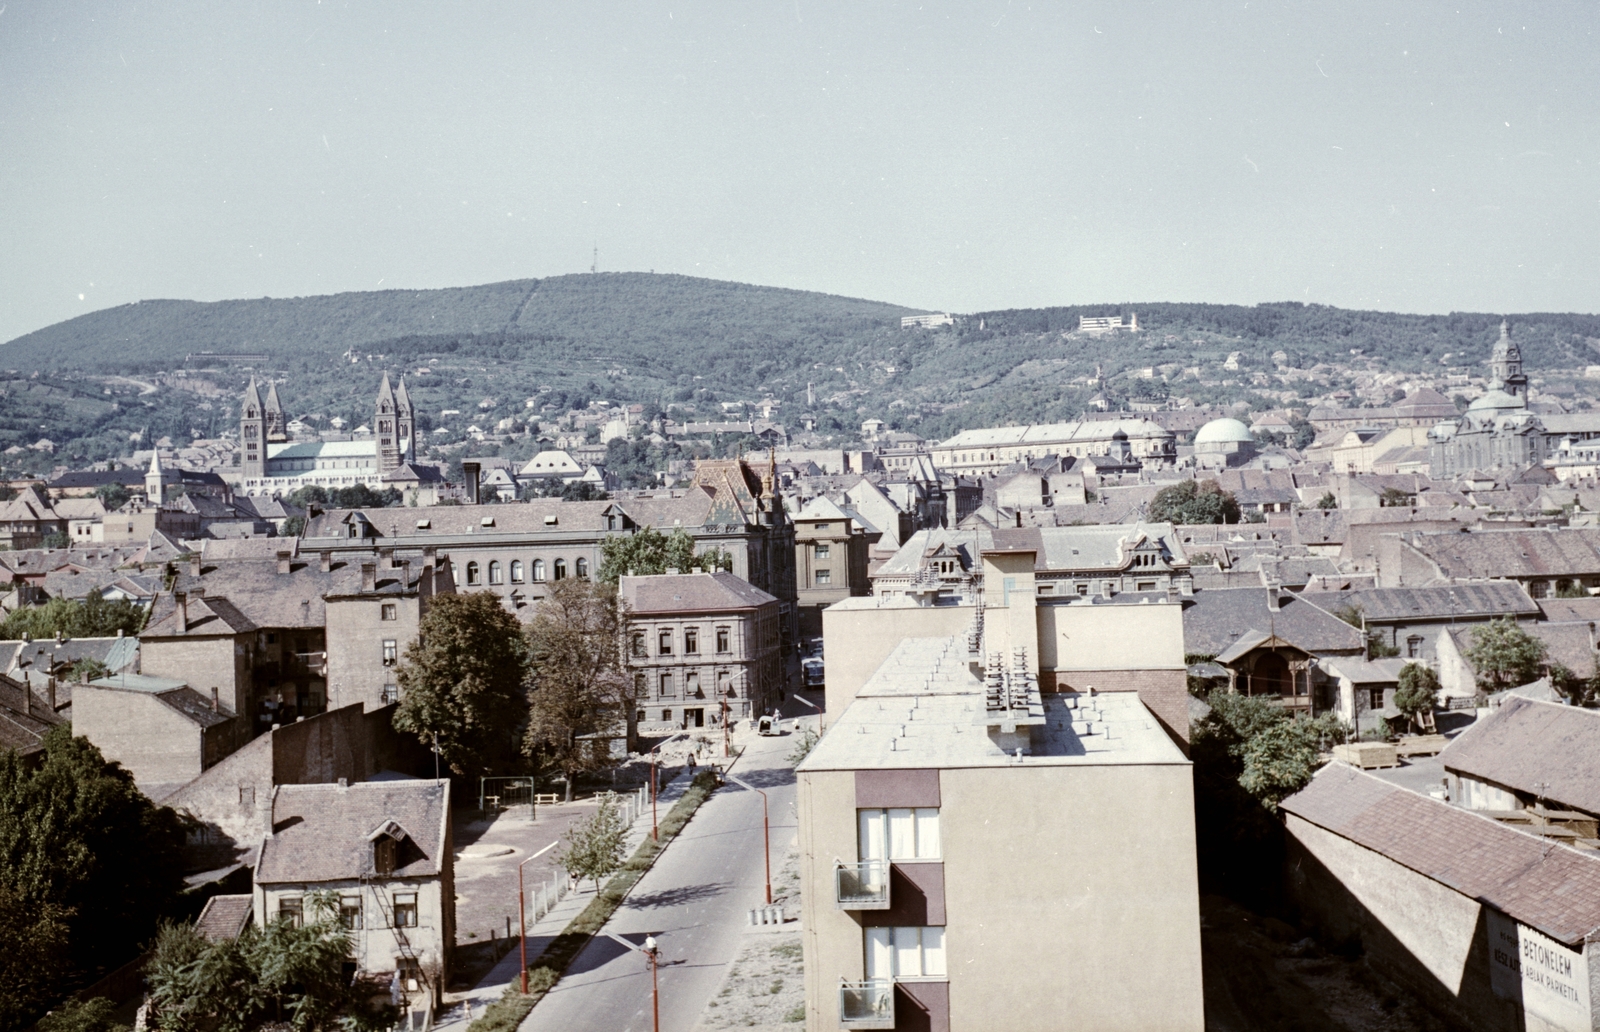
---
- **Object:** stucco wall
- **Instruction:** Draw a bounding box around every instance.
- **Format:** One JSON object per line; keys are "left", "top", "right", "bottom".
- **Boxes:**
{"left": 1038, "top": 601, "right": 1186, "bottom": 672}
{"left": 820, "top": 602, "right": 977, "bottom": 726}
{"left": 325, "top": 594, "right": 421, "bottom": 712}
{"left": 74, "top": 686, "right": 205, "bottom": 790}
{"left": 141, "top": 635, "right": 251, "bottom": 715}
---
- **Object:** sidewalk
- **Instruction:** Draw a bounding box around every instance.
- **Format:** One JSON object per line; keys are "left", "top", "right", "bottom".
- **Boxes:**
{"left": 432, "top": 763, "right": 702, "bottom": 1028}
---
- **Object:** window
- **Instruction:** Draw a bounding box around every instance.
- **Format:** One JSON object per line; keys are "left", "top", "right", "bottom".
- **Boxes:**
{"left": 662, "top": 708, "right": 672, "bottom": 722}
{"left": 1370, "top": 688, "right": 1385, "bottom": 710}
{"left": 686, "top": 671, "right": 701, "bottom": 697}
{"left": 659, "top": 673, "right": 676, "bottom": 698}
{"left": 466, "top": 561, "right": 481, "bottom": 585}
{"left": 1136, "top": 581, "right": 1156, "bottom": 592}
{"left": 576, "top": 558, "right": 588, "bottom": 580}
{"left": 685, "top": 629, "right": 699, "bottom": 655}
{"left": 1076, "top": 584, "right": 1089, "bottom": 596}
{"left": 339, "top": 895, "right": 363, "bottom": 930}
{"left": 1037, "top": 584, "right": 1055, "bottom": 595}
{"left": 1407, "top": 636, "right": 1424, "bottom": 658}
{"left": 239, "top": 785, "right": 256, "bottom": 807}
{"left": 658, "top": 630, "right": 674, "bottom": 656}
{"left": 392, "top": 892, "right": 418, "bottom": 928}
{"left": 554, "top": 559, "right": 567, "bottom": 581}
{"left": 532, "top": 559, "right": 546, "bottom": 582}
{"left": 1531, "top": 580, "right": 1550, "bottom": 599}
{"left": 632, "top": 633, "right": 647, "bottom": 658}
{"left": 716, "top": 628, "right": 730, "bottom": 653}
{"left": 488, "top": 560, "right": 503, "bottom": 585}
{"left": 381, "top": 603, "right": 397, "bottom": 621}
{"left": 717, "top": 670, "right": 732, "bottom": 696}
{"left": 865, "top": 926, "right": 946, "bottom": 980}
{"left": 382, "top": 640, "right": 398, "bottom": 665}
{"left": 815, "top": 523, "right": 830, "bottom": 530}
{"left": 858, "top": 808, "right": 941, "bottom": 861}
{"left": 815, "top": 570, "right": 832, "bottom": 585}
{"left": 381, "top": 684, "right": 399, "bottom": 705}
{"left": 278, "top": 897, "right": 303, "bottom": 928}
{"left": 510, "top": 560, "right": 524, "bottom": 583}
{"left": 815, "top": 543, "right": 831, "bottom": 559}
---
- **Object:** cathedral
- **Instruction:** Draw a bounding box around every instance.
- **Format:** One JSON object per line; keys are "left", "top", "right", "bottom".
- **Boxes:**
{"left": 1429, "top": 322, "right": 1600, "bottom": 477}
{"left": 237, "top": 374, "right": 418, "bottom": 497}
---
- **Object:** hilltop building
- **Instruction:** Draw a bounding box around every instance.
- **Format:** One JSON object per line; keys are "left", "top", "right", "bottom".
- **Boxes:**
{"left": 238, "top": 374, "right": 425, "bottom": 497}
{"left": 931, "top": 419, "right": 1177, "bottom": 477}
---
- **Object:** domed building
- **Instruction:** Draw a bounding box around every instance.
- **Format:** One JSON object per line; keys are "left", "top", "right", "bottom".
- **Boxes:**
{"left": 1427, "top": 321, "right": 1595, "bottom": 477}
{"left": 1193, "top": 417, "right": 1257, "bottom": 469}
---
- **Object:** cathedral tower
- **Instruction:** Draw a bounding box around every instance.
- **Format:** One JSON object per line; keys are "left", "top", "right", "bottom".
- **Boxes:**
{"left": 394, "top": 377, "right": 416, "bottom": 463}
{"left": 1490, "top": 319, "right": 1528, "bottom": 400}
{"left": 240, "top": 378, "right": 267, "bottom": 479}
{"left": 375, "top": 373, "right": 401, "bottom": 475}
{"left": 263, "top": 381, "right": 288, "bottom": 443}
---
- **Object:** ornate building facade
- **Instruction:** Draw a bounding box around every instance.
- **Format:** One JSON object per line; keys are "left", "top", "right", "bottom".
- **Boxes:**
{"left": 238, "top": 374, "right": 419, "bottom": 496}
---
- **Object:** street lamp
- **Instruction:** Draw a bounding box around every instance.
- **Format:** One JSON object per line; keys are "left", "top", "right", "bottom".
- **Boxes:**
{"left": 605, "top": 933, "right": 662, "bottom": 1032}
{"left": 516, "top": 840, "right": 558, "bottom": 994}
{"left": 650, "top": 746, "right": 659, "bottom": 841}
{"left": 727, "top": 774, "right": 771, "bottom": 904}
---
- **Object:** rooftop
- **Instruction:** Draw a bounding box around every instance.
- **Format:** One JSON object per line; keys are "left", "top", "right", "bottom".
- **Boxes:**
{"left": 1439, "top": 696, "right": 1600, "bottom": 816}
{"left": 256, "top": 779, "right": 450, "bottom": 885}
{"left": 798, "top": 635, "right": 1189, "bottom": 772}
{"left": 619, "top": 571, "right": 778, "bottom": 613}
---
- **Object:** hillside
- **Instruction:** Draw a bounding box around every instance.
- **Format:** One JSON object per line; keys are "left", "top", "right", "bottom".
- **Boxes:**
{"left": 5, "top": 272, "right": 1600, "bottom": 474}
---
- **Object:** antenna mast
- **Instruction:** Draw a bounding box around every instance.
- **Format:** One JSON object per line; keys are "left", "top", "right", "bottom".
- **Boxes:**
{"left": 591, "top": 244, "right": 598, "bottom": 274}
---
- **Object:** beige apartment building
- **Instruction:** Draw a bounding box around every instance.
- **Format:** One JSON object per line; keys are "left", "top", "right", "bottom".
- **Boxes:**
{"left": 620, "top": 571, "right": 784, "bottom": 732}
{"left": 793, "top": 496, "right": 875, "bottom": 637}
{"left": 797, "top": 539, "right": 1204, "bottom": 1031}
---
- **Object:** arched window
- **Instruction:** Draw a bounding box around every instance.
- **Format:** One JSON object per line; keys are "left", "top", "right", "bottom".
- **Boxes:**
{"left": 575, "top": 557, "right": 589, "bottom": 580}
{"left": 488, "top": 560, "right": 502, "bottom": 585}
{"left": 532, "top": 559, "right": 546, "bottom": 582}
{"left": 466, "top": 561, "right": 481, "bottom": 585}
{"left": 510, "top": 560, "right": 524, "bottom": 583}
{"left": 554, "top": 559, "right": 567, "bottom": 581}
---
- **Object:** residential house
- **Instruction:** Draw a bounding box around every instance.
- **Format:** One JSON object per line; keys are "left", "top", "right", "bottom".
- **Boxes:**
{"left": 792, "top": 497, "right": 876, "bottom": 637}
{"left": 74, "top": 675, "right": 245, "bottom": 799}
{"left": 1375, "top": 527, "right": 1600, "bottom": 597}
{"left": 1440, "top": 695, "right": 1600, "bottom": 821}
{"left": 254, "top": 780, "right": 454, "bottom": 1010}
{"left": 1306, "top": 583, "right": 1540, "bottom": 664}
{"left": 620, "top": 572, "right": 784, "bottom": 733}
{"left": 1435, "top": 621, "right": 1596, "bottom": 703}
{"left": 0, "top": 486, "right": 66, "bottom": 549}
{"left": 1182, "top": 587, "right": 1365, "bottom": 714}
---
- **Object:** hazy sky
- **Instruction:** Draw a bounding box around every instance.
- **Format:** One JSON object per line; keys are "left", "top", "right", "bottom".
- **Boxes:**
{"left": 3, "top": 1, "right": 1598, "bottom": 344}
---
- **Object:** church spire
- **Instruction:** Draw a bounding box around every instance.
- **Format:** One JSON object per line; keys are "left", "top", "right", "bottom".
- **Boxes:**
{"left": 1489, "top": 318, "right": 1526, "bottom": 400}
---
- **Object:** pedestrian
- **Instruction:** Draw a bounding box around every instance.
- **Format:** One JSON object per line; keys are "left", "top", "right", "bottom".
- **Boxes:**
{"left": 687, "top": 753, "right": 697, "bottom": 773}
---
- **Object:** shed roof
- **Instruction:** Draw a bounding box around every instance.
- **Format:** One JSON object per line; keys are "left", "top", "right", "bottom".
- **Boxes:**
{"left": 1440, "top": 696, "right": 1600, "bottom": 816}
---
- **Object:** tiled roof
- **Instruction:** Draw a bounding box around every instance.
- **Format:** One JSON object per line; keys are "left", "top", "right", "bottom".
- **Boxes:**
{"left": 1439, "top": 696, "right": 1600, "bottom": 816}
{"left": 0, "top": 635, "right": 140, "bottom": 677}
{"left": 1536, "top": 596, "right": 1600, "bottom": 624}
{"left": 619, "top": 572, "right": 778, "bottom": 613}
{"left": 1182, "top": 588, "right": 1364, "bottom": 658}
{"left": 1407, "top": 528, "right": 1600, "bottom": 580}
{"left": 194, "top": 894, "right": 254, "bottom": 941}
{"left": 157, "top": 687, "right": 235, "bottom": 728}
{"left": 1312, "top": 583, "right": 1539, "bottom": 622}
{"left": 146, "top": 556, "right": 430, "bottom": 636}
{"left": 1444, "top": 622, "right": 1599, "bottom": 681}
{"left": 256, "top": 780, "right": 450, "bottom": 884}
{"left": 1281, "top": 764, "right": 1600, "bottom": 946}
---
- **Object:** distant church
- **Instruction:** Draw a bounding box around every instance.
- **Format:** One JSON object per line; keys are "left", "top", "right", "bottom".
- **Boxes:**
{"left": 1428, "top": 321, "right": 1599, "bottom": 476}
{"left": 237, "top": 374, "right": 423, "bottom": 497}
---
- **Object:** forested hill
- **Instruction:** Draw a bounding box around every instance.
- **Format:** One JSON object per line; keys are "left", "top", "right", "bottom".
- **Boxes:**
{"left": 0, "top": 273, "right": 919, "bottom": 372}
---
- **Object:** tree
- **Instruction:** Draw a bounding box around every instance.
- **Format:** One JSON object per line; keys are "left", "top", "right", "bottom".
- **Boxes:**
{"left": 0, "top": 591, "right": 148, "bottom": 640}
{"left": 524, "top": 580, "right": 635, "bottom": 798}
{"left": 1378, "top": 486, "right": 1413, "bottom": 508}
{"left": 1464, "top": 617, "right": 1547, "bottom": 691}
{"left": 1394, "top": 663, "right": 1440, "bottom": 732}
{"left": 1147, "top": 480, "right": 1240, "bottom": 525}
{"left": 1313, "top": 491, "right": 1337, "bottom": 510}
{"left": 0, "top": 728, "right": 186, "bottom": 1027}
{"left": 42, "top": 533, "right": 70, "bottom": 550}
{"left": 34, "top": 997, "right": 126, "bottom": 1032}
{"left": 392, "top": 592, "right": 530, "bottom": 777}
{"left": 557, "top": 796, "right": 628, "bottom": 892}
{"left": 1237, "top": 719, "right": 1323, "bottom": 811}
{"left": 1555, "top": 580, "right": 1589, "bottom": 599}
{"left": 597, "top": 526, "right": 733, "bottom": 583}
{"left": 93, "top": 483, "right": 131, "bottom": 511}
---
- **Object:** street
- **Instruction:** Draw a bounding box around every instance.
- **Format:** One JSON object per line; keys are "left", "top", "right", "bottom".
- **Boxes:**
{"left": 519, "top": 725, "right": 800, "bottom": 1032}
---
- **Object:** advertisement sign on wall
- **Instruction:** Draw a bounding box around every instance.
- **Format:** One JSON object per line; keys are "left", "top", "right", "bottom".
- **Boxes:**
{"left": 1487, "top": 909, "right": 1591, "bottom": 1032}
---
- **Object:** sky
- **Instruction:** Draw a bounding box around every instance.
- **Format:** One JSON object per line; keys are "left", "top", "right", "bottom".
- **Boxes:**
{"left": 2, "top": 1, "right": 1599, "bottom": 344}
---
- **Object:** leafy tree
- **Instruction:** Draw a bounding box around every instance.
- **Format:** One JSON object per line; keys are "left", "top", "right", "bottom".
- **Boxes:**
{"left": 1313, "top": 491, "right": 1337, "bottom": 510}
{"left": 1288, "top": 418, "right": 1316, "bottom": 451}
{"left": 558, "top": 480, "right": 608, "bottom": 501}
{"left": 557, "top": 796, "right": 628, "bottom": 892}
{"left": 1237, "top": 719, "right": 1323, "bottom": 810}
{"left": 1147, "top": 480, "right": 1240, "bottom": 525}
{"left": 1464, "top": 616, "right": 1547, "bottom": 691}
{"left": 524, "top": 580, "right": 634, "bottom": 798}
{"left": 1378, "top": 486, "right": 1413, "bottom": 507}
{"left": 42, "top": 533, "right": 70, "bottom": 550}
{"left": 1394, "top": 663, "right": 1440, "bottom": 732}
{"left": 1555, "top": 580, "right": 1589, "bottom": 599}
{"left": 0, "top": 591, "right": 148, "bottom": 640}
{"left": 34, "top": 996, "right": 126, "bottom": 1032}
{"left": 597, "top": 526, "right": 733, "bottom": 583}
{"left": 1547, "top": 663, "right": 1600, "bottom": 708}
{"left": 393, "top": 592, "right": 530, "bottom": 777}
{"left": 93, "top": 483, "right": 131, "bottom": 511}
{"left": 282, "top": 514, "right": 306, "bottom": 537}
{"left": 0, "top": 728, "right": 186, "bottom": 1027}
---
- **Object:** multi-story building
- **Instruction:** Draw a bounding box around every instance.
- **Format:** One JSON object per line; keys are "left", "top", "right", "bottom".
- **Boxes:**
{"left": 254, "top": 779, "right": 454, "bottom": 1010}
{"left": 237, "top": 374, "right": 427, "bottom": 497}
{"left": 931, "top": 419, "right": 1176, "bottom": 477}
{"left": 792, "top": 497, "right": 875, "bottom": 637}
{"left": 620, "top": 571, "right": 783, "bottom": 731}
{"left": 797, "top": 537, "right": 1203, "bottom": 1031}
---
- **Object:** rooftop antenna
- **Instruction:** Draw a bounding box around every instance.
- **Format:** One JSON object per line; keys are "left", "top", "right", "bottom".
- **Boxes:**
{"left": 591, "top": 244, "right": 598, "bottom": 274}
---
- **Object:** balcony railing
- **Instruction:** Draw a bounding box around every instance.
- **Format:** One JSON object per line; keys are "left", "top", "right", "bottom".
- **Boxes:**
{"left": 834, "top": 860, "right": 890, "bottom": 909}
{"left": 839, "top": 979, "right": 894, "bottom": 1029}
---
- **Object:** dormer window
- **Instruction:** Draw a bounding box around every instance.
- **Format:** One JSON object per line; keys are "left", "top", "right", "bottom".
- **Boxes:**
{"left": 375, "top": 837, "right": 396, "bottom": 875}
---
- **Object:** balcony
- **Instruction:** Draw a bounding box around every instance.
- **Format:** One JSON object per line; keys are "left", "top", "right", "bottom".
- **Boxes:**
{"left": 834, "top": 860, "right": 890, "bottom": 910}
{"left": 839, "top": 980, "right": 894, "bottom": 1029}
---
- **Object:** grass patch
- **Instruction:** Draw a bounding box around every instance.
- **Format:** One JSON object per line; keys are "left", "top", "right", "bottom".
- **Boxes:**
{"left": 783, "top": 1003, "right": 807, "bottom": 1023}
{"left": 467, "top": 770, "right": 720, "bottom": 1030}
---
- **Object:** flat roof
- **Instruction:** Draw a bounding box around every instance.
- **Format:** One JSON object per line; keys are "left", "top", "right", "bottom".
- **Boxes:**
{"left": 798, "top": 636, "right": 1189, "bottom": 771}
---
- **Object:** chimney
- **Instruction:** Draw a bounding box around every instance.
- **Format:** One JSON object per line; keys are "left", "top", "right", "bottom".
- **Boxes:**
{"left": 463, "top": 461, "right": 481, "bottom": 505}
{"left": 23, "top": 681, "right": 31, "bottom": 717}
{"left": 361, "top": 561, "right": 377, "bottom": 593}
{"left": 55, "top": 629, "right": 63, "bottom": 644}
{"left": 48, "top": 677, "right": 57, "bottom": 711}
{"left": 175, "top": 591, "right": 188, "bottom": 634}
{"left": 116, "top": 628, "right": 124, "bottom": 638}
{"left": 379, "top": 546, "right": 395, "bottom": 569}
{"left": 422, "top": 546, "right": 437, "bottom": 573}
{"left": 210, "top": 686, "right": 219, "bottom": 713}
{"left": 401, "top": 560, "right": 413, "bottom": 589}
{"left": 319, "top": 550, "right": 332, "bottom": 573}
{"left": 1014, "top": 510, "right": 1022, "bottom": 528}
{"left": 189, "top": 556, "right": 201, "bottom": 577}
{"left": 337, "top": 777, "right": 348, "bottom": 789}
{"left": 276, "top": 549, "right": 292, "bottom": 575}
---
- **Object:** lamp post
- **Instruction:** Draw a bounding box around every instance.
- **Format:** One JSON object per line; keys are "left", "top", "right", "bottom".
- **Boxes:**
{"left": 721, "top": 693, "right": 730, "bottom": 757}
{"left": 515, "top": 840, "right": 559, "bottom": 994}
{"left": 604, "top": 933, "right": 662, "bottom": 1032}
{"left": 650, "top": 746, "right": 659, "bottom": 841}
{"left": 727, "top": 774, "right": 771, "bottom": 904}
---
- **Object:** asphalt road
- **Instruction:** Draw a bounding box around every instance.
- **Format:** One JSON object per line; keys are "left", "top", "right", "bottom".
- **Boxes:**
{"left": 520, "top": 727, "right": 800, "bottom": 1032}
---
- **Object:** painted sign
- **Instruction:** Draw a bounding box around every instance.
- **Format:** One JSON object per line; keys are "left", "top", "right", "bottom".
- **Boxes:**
{"left": 1488, "top": 909, "right": 1591, "bottom": 1032}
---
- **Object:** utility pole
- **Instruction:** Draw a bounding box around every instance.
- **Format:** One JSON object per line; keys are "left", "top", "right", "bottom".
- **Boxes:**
{"left": 727, "top": 774, "right": 772, "bottom": 904}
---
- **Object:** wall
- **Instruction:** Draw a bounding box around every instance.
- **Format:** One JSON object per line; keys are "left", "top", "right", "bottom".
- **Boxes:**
{"left": 74, "top": 686, "right": 204, "bottom": 791}
{"left": 820, "top": 601, "right": 976, "bottom": 726}
{"left": 141, "top": 634, "right": 251, "bottom": 715}
{"left": 325, "top": 593, "right": 422, "bottom": 712}
{"left": 798, "top": 763, "right": 1204, "bottom": 1032}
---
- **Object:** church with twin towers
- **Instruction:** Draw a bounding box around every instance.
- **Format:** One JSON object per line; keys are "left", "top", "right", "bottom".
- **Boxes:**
{"left": 236, "top": 373, "right": 423, "bottom": 497}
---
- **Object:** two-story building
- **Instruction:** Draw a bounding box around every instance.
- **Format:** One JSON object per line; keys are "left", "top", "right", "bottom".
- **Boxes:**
{"left": 619, "top": 572, "right": 784, "bottom": 732}
{"left": 792, "top": 497, "right": 877, "bottom": 637}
